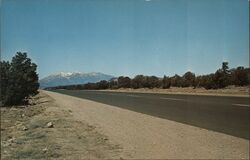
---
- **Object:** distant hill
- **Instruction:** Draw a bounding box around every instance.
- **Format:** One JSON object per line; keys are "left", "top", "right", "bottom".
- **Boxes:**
{"left": 39, "top": 72, "right": 114, "bottom": 88}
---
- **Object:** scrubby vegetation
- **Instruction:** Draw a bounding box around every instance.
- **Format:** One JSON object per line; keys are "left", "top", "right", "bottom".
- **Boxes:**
{"left": 46, "top": 62, "right": 249, "bottom": 91}
{"left": 0, "top": 52, "right": 39, "bottom": 106}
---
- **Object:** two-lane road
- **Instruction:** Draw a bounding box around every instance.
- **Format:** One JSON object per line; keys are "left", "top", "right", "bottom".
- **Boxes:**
{"left": 54, "top": 90, "right": 250, "bottom": 139}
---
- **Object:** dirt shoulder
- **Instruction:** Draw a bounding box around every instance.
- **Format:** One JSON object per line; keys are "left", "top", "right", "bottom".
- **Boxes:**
{"left": 1, "top": 91, "right": 121, "bottom": 159}
{"left": 44, "top": 90, "right": 249, "bottom": 159}
{"left": 101, "top": 86, "right": 249, "bottom": 97}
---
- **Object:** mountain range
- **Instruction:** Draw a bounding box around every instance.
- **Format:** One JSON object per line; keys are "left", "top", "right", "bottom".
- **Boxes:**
{"left": 39, "top": 72, "right": 114, "bottom": 88}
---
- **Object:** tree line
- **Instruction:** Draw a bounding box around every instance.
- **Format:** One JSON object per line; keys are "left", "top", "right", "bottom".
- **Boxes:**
{"left": 1, "top": 52, "right": 39, "bottom": 106}
{"left": 45, "top": 62, "right": 250, "bottom": 91}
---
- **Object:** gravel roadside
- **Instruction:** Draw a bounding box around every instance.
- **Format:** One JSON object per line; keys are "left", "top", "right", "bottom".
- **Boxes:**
{"left": 1, "top": 91, "right": 121, "bottom": 159}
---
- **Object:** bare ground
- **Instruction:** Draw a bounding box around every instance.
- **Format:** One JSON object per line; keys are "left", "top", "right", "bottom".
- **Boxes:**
{"left": 44, "top": 90, "right": 249, "bottom": 159}
{"left": 1, "top": 91, "right": 122, "bottom": 159}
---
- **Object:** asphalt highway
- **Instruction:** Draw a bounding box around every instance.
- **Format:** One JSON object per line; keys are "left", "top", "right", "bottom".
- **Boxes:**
{"left": 53, "top": 90, "right": 250, "bottom": 139}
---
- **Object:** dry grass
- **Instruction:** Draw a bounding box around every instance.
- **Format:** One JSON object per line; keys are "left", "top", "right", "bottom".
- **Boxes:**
{"left": 103, "top": 85, "right": 249, "bottom": 97}
{"left": 1, "top": 91, "right": 121, "bottom": 160}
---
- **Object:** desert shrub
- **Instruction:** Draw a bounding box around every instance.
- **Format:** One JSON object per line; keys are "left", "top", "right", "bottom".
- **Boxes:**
{"left": 231, "top": 67, "right": 249, "bottom": 86}
{"left": 181, "top": 71, "right": 196, "bottom": 87}
{"left": 170, "top": 74, "right": 182, "bottom": 87}
{"left": 162, "top": 75, "right": 171, "bottom": 89}
{"left": 131, "top": 75, "right": 145, "bottom": 89}
{"left": 108, "top": 78, "right": 118, "bottom": 89}
{"left": 118, "top": 76, "right": 131, "bottom": 88}
{"left": 97, "top": 80, "right": 109, "bottom": 89}
{"left": 145, "top": 76, "right": 161, "bottom": 88}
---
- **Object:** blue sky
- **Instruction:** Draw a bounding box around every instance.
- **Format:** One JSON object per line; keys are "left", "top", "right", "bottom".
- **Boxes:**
{"left": 1, "top": 0, "right": 249, "bottom": 79}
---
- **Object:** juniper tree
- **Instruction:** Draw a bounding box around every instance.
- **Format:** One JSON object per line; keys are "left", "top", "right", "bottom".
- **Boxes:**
{"left": 0, "top": 61, "right": 11, "bottom": 105}
{"left": 1, "top": 52, "right": 39, "bottom": 105}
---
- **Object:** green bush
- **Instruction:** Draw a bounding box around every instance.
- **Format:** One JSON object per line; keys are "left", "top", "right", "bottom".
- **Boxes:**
{"left": 0, "top": 52, "right": 39, "bottom": 106}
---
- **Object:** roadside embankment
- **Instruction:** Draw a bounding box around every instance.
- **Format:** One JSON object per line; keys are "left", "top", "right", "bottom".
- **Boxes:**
{"left": 101, "top": 85, "right": 249, "bottom": 97}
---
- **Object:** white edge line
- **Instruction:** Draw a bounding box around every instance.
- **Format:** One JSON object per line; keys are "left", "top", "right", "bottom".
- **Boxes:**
{"left": 126, "top": 94, "right": 142, "bottom": 98}
{"left": 160, "top": 97, "right": 185, "bottom": 101}
{"left": 232, "top": 103, "right": 250, "bottom": 107}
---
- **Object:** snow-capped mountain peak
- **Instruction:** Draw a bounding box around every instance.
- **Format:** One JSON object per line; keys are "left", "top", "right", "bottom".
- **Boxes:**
{"left": 39, "top": 72, "right": 114, "bottom": 88}
{"left": 58, "top": 71, "right": 81, "bottom": 77}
